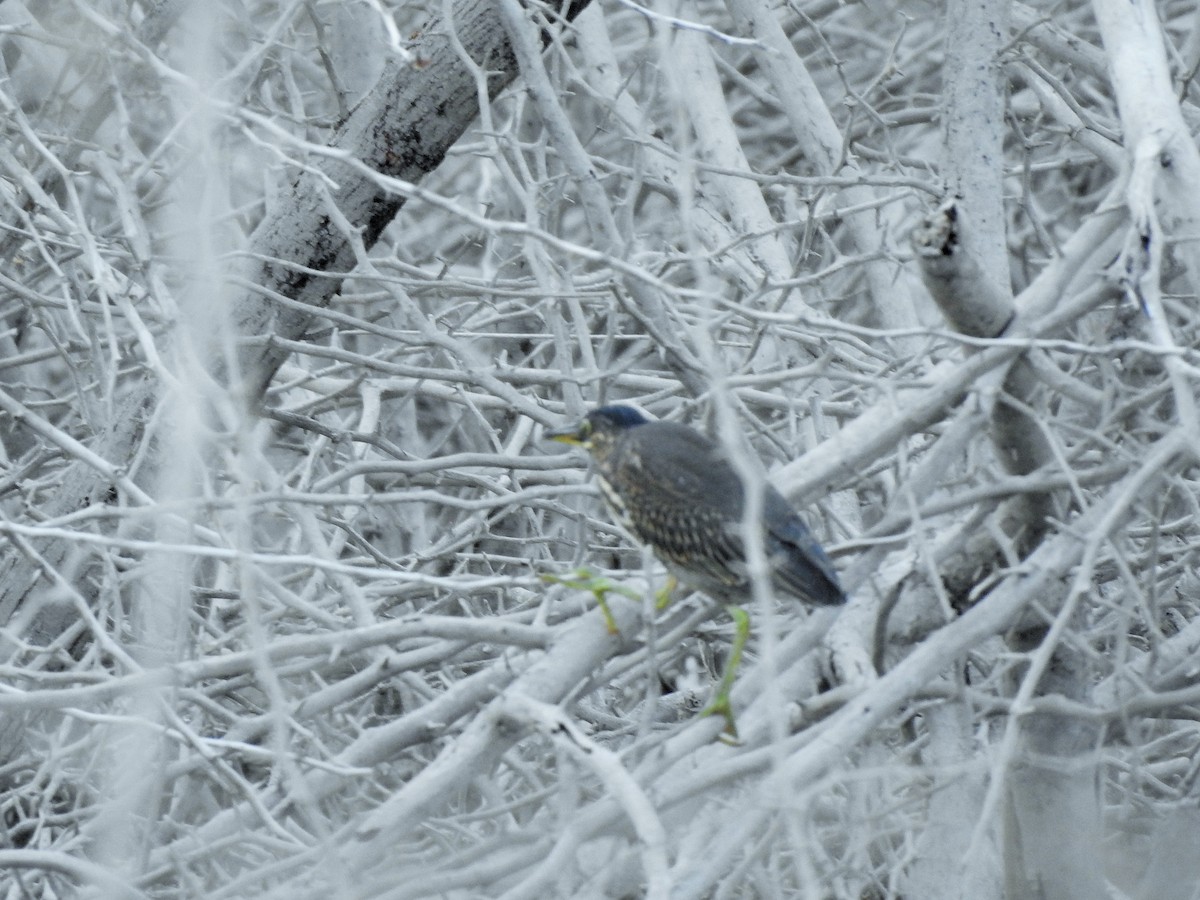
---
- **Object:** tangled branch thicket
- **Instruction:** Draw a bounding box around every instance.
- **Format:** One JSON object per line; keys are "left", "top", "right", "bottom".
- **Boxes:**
{"left": 2, "top": 0, "right": 1200, "bottom": 897}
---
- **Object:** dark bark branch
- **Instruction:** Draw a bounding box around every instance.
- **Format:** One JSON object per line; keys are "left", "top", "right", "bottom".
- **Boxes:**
{"left": 233, "top": 0, "right": 594, "bottom": 399}
{"left": 0, "top": 0, "right": 593, "bottom": 644}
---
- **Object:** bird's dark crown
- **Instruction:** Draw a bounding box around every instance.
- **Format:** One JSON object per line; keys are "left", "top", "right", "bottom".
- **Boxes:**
{"left": 586, "top": 405, "right": 651, "bottom": 432}
{"left": 546, "top": 404, "right": 650, "bottom": 449}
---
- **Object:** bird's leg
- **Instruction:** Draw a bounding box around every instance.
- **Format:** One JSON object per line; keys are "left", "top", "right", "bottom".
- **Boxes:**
{"left": 699, "top": 605, "right": 750, "bottom": 741}
{"left": 595, "top": 592, "right": 617, "bottom": 634}
{"left": 539, "top": 567, "right": 640, "bottom": 634}
{"left": 655, "top": 574, "right": 678, "bottom": 609}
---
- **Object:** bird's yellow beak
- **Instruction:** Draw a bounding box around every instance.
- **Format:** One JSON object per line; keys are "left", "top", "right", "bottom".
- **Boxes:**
{"left": 545, "top": 420, "right": 587, "bottom": 446}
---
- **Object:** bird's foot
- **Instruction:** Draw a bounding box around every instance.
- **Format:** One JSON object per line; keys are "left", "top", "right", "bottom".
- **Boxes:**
{"left": 540, "top": 567, "right": 640, "bottom": 634}
{"left": 698, "top": 605, "right": 750, "bottom": 742}
{"left": 699, "top": 694, "right": 741, "bottom": 744}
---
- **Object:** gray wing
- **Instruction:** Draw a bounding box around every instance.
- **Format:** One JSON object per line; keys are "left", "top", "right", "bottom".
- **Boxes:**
{"left": 763, "top": 486, "right": 845, "bottom": 606}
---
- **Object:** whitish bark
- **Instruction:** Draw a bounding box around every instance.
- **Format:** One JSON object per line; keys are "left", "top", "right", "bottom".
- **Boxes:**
{"left": 724, "top": 0, "right": 920, "bottom": 336}
{"left": 496, "top": 0, "right": 708, "bottom": 393}
{"left": 776, "top": 202, "right": 1125, "bottom": 504}
{"left": 1002, "top": 624, "right": 1106, "bottom": 900}
{"left": 0, "top": 0, "right": 596, "bottom": 803}
{"left": 575, "top": 9, "right": 815, "bottom": 299}
{"left": 1093, "top": 0, "right": 1200, "bottom": 440}
{"left": 902, "top": 696, "right": 997, "bottom": 899}
{"left": 995, "top": 6, "right": 1200, "bottom": 895}
{"left": 942, "top": 0, "right": 1010, "bottom": 292}
{"left": 235, "top": 0, "right": 596, "bottom": 398}
{"left": 911, "top": 198, "right": 1014, "bottom": 339}
{"left": 670, "top": 430, "right": 1183, "bottom": 898}
{"left": 0, "top": 0, "right": 594, "bottom": 641}
{"left": 910, "top": 199, "right": 1055, "bottom": 541}
{"left": 910, "top": 198, "right": 1096, "bottom": 900}
{"left": 5, "top": 4, "right": 1199, "bottom": 896}
{"left": 914, "top": 51, "right": 1100, "bottom": 887}
{"left": 322, "top": 1, "right": 388, "bottom": 113}
{"left": 1093, "top": 0, "right": 1200, "bottom": 302}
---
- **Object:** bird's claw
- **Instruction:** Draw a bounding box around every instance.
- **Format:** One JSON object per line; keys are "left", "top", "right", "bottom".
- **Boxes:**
{"left": 540, "top": 567, "right": 639, "bottom": 634}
